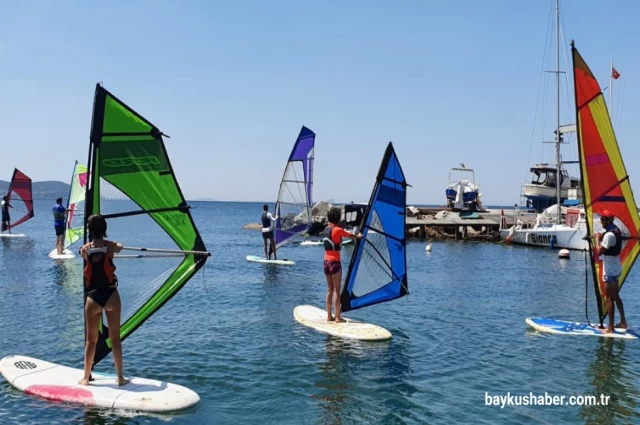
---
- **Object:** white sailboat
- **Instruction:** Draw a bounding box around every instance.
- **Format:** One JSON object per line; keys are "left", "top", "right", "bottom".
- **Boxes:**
{"left": 500, "top": 0, "right": 587, "bottom": 251}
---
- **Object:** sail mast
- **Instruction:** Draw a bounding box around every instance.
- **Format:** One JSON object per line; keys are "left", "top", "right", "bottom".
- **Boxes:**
{"left": 609, "top": 51, "right": 613, "bottom": 113}
{"left": 555, "top": 0, "right": 561, "bottom": 223}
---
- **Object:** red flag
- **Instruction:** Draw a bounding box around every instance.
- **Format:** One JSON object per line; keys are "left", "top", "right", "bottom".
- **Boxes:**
{"left": 612, "top": 67, "right": 621, "bottom": 80}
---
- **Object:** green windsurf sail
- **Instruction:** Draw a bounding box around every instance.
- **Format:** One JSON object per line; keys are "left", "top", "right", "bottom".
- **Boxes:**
{"left": 64, "top": 161, "right": 88, "bottom": 249}
{"left": 84, "top": 83, "right": 211, "bottom": 366}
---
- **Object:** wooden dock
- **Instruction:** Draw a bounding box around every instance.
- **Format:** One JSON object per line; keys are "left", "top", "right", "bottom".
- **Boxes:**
{"left": 242, "top": 206, "right": 538, "bottom": 242}
{"left": 405, "top": 207, "right": 536, "bottom": 241}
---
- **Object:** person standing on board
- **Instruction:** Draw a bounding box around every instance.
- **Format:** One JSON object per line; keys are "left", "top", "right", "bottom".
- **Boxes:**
{"left": 1, "top": 196, "right": 13, "bottom": 233}
{"left": 594, "top": 209, "right": 627, "bottom": 333}
{"left": 323, "top": 207, "right": 362, "bottom": 322}
{"left": 79, "top": 214, "right": 128, "bottom": 386}
{"left": 53, "top": 197, "right": 69, "bottom": 255}
{"left": 261, "top": 204, "right": 278, "bottom": 260}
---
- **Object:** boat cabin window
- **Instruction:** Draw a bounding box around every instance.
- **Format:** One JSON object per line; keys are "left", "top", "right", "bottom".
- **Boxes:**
{"left": 531, "top": 171, "right": 546, "bottom": 184}
{"left": 545, "top": 173, "right": 557, "bottom": 187}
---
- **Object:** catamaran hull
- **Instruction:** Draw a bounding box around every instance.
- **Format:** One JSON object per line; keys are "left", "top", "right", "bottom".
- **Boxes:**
{"left": 500, "top": 226, "right": 588, "bottom": 251}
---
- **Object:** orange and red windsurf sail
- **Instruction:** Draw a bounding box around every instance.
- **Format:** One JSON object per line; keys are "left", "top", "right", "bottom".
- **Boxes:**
{"left": 572, "top": 41, "right": 640, "bottom": 325}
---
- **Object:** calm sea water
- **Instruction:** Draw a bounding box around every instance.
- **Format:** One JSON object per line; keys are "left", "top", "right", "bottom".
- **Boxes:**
{"left": 1, "top": 200, "right": 640, "bottom": 424}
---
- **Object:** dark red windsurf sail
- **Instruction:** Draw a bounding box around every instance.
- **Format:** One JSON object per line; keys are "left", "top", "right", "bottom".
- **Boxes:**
{"left": 6, "top": 168, "right": 34, "bottom": 229}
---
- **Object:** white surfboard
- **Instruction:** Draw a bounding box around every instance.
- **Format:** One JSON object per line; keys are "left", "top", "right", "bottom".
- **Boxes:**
{"left": 246, "top": 255, "right": 295, "bottom": 265}
{"left": 293, "top": 305, "right": 391, "bottom": 341}
{"left": 300, "top": 240, "right": 322, "bottom": 246}
{"left": 0, "top": 355, "right": 199, "bottom": 412}
{"left": 48, "top": 248, "right": 76, "bottom": 259}
{"left": 526, "top": 317, "right": 639, "bottom": 339}
{"left": 0, "top": 233, "right": 25, "bottom": 238}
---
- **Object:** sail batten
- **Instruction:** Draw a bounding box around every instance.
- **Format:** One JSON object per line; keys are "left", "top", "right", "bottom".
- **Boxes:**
{"left": 340, "top": 142, "right": 408, "bottom": 313}
{"left": 274, "top": 126, "right": 315, "bottom": 249}
{"left": 84, "top": 83, "right": 210, "bottom": 366}
{"left": 572, "top": 42, "right": 640, "bottom": 325}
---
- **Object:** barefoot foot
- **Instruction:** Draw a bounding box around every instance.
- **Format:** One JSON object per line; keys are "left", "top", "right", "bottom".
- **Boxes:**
{"left": 335, "top": 318, "right": 346, "bottom": 323}
{"left": 117, "top": 377, "right": 130, "bottom": 386}
{"left": 615, "top": 322, "right": 628, "bottom": 329}
{"left": 78, "top": 377, "right": 91, "bottom": 386}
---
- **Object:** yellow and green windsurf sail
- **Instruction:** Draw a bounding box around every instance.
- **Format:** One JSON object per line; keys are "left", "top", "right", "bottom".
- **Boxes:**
{"left": 85, "top": 83, "right": 211, "bottom": 366}
{"left": 64, "top": 161, "right": 87, "bottom": 249}
{"left": 572, "top": 42, "right": 640, "bottom": 325}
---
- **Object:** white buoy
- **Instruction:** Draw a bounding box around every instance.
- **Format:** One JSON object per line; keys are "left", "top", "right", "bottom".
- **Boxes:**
{"left": 425, "top": 243, "right": 432, "bottom": 252}
{"left": 558, "top": 249, "right": 570, "bottom": 259}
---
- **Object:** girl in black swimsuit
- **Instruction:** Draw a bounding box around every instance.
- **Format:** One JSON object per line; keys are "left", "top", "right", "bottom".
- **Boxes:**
{"left": 79, "top": 214, "right": 128, "bottom": 386}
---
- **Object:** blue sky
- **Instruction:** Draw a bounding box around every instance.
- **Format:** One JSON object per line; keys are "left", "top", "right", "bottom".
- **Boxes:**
{"left": 1, "top": 0, "right": 639, "bottom": 205}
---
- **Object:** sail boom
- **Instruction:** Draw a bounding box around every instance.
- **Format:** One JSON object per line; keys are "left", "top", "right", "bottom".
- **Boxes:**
{"left": 121, "top": 246, "right": 212, "bottom": 256}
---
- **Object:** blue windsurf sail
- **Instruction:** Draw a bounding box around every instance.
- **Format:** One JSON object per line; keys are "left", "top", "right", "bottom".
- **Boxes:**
{"left": 274, "top": 126, "right": 315, "bottom": 248}
{"left": 340, "top": 142, "right": 408, "bottom": 312}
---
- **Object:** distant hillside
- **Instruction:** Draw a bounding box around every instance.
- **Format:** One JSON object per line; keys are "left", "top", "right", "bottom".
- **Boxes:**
{"left": 190, "top": 197, "right": 217, "bottom": 202}
{"left": 0, "top": 180, "right": 70, "bottom": 199}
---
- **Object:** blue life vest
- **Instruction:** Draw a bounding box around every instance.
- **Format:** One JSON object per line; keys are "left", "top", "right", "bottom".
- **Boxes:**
{"left": 52, "top": 205, "right": 66, "bottom": 227}
{"left": 603, "top": 223, "right": 622, "bottom": 256}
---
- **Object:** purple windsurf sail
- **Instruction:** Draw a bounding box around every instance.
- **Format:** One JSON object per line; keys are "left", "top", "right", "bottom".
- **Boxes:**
{"left": 274, "top": 126, "right": 315, "bottom": 249}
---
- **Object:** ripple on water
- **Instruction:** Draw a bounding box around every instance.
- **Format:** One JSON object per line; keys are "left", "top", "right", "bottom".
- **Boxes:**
{"left": 2, "top": 202, "right": 640, "bottom": 424}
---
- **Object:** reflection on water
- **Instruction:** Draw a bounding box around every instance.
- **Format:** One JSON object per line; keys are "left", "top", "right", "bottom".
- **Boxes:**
{"left": 313, "top": 334, "right": 416, "bottom": 425}
{"left": 581, "top": 338, "right": 640, "bottom": 424}
{"left": 313, "top": 338, "right": 357, "bottom": 425}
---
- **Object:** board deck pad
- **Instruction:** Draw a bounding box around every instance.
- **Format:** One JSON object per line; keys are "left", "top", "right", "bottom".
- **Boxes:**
{"left": 0, "top": 355, "right": 200, "bottom": 412}
{"left": 526, "top": 317, "right": 640, "bottom": 339}
{"left": 48, "top": 249, "right": 75, "bottom": 259}
{"left": 246, "top": 255, "right": 295, "bottom": 265}
{"left": 294, "top": 305, "right": 391, "bottom": 341}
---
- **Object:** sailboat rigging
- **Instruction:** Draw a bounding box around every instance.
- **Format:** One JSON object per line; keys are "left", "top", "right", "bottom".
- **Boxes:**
{"left": 526, "top": 42, "right": 640, "bottom": 339}
{"left": 294, "top": 142, "right": 409, "bottom": 340}
{"left": 500, "top": 0, "right": 587, "bottom": 251}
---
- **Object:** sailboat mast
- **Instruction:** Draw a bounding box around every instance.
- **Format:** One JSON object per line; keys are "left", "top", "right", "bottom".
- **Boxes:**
{"left": 555, "top": 0, "right": 561, "bottom": 224}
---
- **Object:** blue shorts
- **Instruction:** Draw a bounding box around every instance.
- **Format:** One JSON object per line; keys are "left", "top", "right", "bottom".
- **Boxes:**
{"left": 55, "top": 225, "right": 65, "bottom": 236}
{"left": 603, "top": 275, "right": 619, "bottom": 287}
